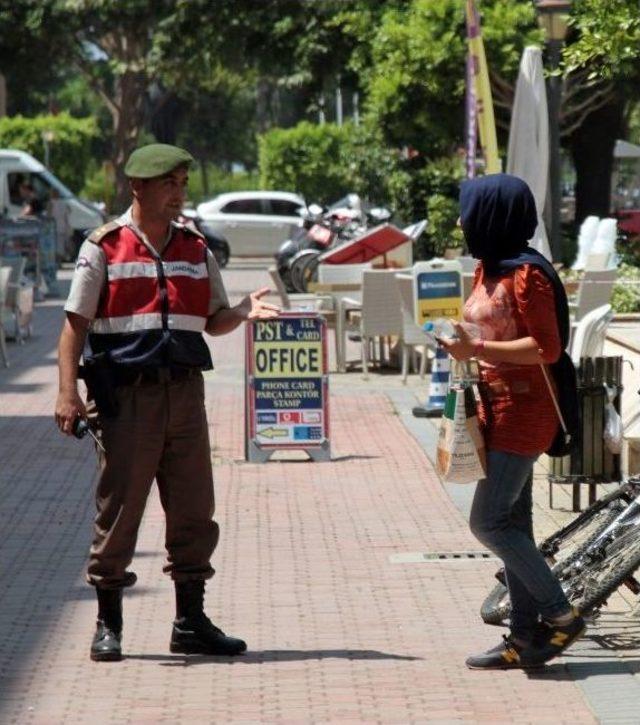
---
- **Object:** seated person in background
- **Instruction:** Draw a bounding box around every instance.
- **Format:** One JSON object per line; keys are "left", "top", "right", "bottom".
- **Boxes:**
{"left": 18, "top": 180, "right": 45, "bottom": 217}
{"left": 48, "top": 188, "right": 73, "bottom": 261}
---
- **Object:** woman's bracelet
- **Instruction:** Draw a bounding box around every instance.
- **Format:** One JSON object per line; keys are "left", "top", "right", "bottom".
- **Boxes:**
{"left": 473, "top": 339, "right": 485, "bottom": 358}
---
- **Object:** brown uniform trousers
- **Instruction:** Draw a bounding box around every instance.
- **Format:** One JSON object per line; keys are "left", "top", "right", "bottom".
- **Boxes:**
{"left": 87, "top": 372, "right": 219, "bottom": 589}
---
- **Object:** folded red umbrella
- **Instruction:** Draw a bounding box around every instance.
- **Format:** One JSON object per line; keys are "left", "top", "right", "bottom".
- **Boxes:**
{"left": 319, "top": 223, "right": 411, "bottom": 265}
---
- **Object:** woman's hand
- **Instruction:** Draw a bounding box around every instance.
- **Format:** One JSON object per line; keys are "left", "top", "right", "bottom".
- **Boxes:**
{"left": 438, "top": 321, "right": 479, "bottom": 362}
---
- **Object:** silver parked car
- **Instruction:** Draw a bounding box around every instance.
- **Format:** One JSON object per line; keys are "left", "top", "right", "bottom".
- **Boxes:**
{"left": 196, "top": 191, "right": 306, "bottom": 257}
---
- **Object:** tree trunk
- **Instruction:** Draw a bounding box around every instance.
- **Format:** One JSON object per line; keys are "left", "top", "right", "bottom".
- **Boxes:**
{"left": 112, "top": 70, "right": 148, "bottom": 213}
{"left": 199, "top": 159, "right": 209, "bottom": 198}
{"left": 255, "top": 77, "right": 271, "bottom": 134}
{"left": 569, "top": 94, "right": 625, "bottom": 226}
{"left": 149, "top": 90, "right": 181, "bottom": 145}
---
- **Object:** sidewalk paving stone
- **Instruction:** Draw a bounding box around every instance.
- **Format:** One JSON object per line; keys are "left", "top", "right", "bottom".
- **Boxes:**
{"left": 0, "top": 264, "right": 633, "bottom": 723}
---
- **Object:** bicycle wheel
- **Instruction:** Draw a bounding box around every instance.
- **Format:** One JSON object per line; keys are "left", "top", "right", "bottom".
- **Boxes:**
{"left": 480, "top": 582, "right": 510, "bottom": 626}
{"left": 480, "top": 497, "right": 627, "bottom": 626}
{"left": 561, "top": 525, "right": 640, "bottom": 615}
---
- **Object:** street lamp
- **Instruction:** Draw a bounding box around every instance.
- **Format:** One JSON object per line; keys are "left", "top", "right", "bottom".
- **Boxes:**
{"left": 42, "top": 130, "right": 55, "bottom": 168}
{"left": 536, "top": 0, "right": 571, "bottom": 263}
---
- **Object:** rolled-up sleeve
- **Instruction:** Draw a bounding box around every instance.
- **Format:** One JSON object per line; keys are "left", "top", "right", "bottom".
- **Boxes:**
{"left": 206, "top": 249, "right": 230, "bottom": 316}
{"left": 514, "top": 265, "right": 562, "bottom": 363}
{"left": 64, "top": 241, "right": 106, "bottom": 320}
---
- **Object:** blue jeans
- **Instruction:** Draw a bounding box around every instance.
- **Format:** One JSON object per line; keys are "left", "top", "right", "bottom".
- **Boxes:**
{"left": 469, "top": 450, "right": 571, "bottom": 642}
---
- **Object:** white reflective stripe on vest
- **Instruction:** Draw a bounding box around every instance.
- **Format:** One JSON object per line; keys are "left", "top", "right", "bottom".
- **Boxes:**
{"left": 108, "top": 261, "right": 208, "bottom": 281}
{"left": 91, "top": 313, "right": 206, "bottom": 334}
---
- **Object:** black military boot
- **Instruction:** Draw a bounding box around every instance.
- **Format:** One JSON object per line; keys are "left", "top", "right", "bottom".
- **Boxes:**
{"left": 170, "top": 580, "right": 247, "bottom": 656}
{"left": 90, "top": 588, "right": 123, "bottom": 662}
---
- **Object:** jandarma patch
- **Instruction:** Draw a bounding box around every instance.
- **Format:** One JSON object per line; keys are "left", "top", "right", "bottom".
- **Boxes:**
{"left": 76, "top": 256, "right": 93, "bottom": 270}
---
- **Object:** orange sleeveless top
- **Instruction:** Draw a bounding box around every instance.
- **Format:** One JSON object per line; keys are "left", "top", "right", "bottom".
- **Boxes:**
{"left": 464, "top": 263, "right": 562, "bottom": 456}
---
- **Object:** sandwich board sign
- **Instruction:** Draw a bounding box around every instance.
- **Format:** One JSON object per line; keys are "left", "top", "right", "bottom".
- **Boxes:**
{"left": 245, "top": 312, "right": 330, "bottom": 462}
{"left": 412, "top": 259, "right": 464, "bottom": 327}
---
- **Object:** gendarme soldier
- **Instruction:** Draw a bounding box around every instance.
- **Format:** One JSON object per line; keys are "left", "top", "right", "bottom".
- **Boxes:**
{"left": 55, "top": 143, "right": 279, "bottom": 661}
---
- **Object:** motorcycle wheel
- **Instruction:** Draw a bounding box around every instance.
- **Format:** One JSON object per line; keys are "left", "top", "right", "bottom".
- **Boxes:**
{"left": 299, "top": 252, "right": 321, "bottom": 292}
{"left": 289, "top": 250, "right": 320, "bottom": 293}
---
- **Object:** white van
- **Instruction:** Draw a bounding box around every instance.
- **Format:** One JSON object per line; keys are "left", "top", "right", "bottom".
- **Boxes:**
{"left": 0, "top": 149, "right": 104, "bottom": 250}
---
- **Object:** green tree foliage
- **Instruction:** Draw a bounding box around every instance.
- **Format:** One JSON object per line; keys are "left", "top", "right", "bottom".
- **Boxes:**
{"left": 0, "top": 1, "right": 273, "bottom": 209}
{"left": 259, "top": 119, "right": 417, "bottom": 211}
{"left": 0, "top": 113, "right": 97, "bottom": 192}
{"left": 564, "top": 0, "right": 640, "bottom": 81}
{"left": 611, "top": 264, "right": 640, "bottom": 313}
{"left": 417, "top": 156, "right": 466, "bottom": 257}
{"left": 364, "top": 0, "right": 539, "bottom": 155}
{"left": 259, "top": 122, "right": 352, "bottom": 203}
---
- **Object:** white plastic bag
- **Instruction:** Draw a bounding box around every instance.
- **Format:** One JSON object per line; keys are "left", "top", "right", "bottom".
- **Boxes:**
{"left": 436, "top": 382, "right": 486, "bottom": 484}
{"left": 603, "top": 385, "right": 623, "bottom": 455}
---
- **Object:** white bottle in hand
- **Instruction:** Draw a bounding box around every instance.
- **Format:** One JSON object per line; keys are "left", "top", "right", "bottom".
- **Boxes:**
{"left": 422, "top": 318, "right": 481, "bottom": 346}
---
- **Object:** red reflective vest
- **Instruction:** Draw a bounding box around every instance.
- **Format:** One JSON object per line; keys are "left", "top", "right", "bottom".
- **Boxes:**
{"left": 86, "top": 221, "right": 213, "bottom": 370}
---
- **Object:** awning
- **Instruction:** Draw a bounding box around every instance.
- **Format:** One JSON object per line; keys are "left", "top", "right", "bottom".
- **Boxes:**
{"left": 319, "top": 224, "right": 410, "bottom": 265}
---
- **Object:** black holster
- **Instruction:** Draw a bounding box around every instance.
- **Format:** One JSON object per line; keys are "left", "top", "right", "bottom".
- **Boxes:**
{"left": 79, "top": 353, "right": 119, "bottom": 418}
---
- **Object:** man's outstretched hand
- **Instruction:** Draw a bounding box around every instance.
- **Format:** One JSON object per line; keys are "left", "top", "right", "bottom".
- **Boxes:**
{"left": 239, "top": 287, "right": 280, "bottom": 320}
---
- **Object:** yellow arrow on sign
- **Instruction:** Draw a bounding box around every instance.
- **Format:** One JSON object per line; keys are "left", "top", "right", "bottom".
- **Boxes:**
{"left": 258, "top": 427, "right": 289, "bottom": 439}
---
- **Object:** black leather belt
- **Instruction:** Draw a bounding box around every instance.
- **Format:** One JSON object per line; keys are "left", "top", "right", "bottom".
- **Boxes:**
{"left": 115, "top": 366, "right": 200, "bottom": 386}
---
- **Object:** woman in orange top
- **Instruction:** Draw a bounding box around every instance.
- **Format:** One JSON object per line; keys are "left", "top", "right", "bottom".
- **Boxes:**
{"left": 440, "top": 174, "right": 584, "bottom": 670}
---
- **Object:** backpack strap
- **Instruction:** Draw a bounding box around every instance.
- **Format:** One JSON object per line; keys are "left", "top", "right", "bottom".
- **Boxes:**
{"left": 540, "top": 363, "right": 568, "bottom": 436}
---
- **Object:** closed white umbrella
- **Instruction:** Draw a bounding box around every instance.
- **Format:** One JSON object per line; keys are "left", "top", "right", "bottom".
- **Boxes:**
{"left": 507, "top": 46, "right": 552, "bottom": 260}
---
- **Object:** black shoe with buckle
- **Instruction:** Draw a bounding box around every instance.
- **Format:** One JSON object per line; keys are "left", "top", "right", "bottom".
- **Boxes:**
{"left": 170, "top": 580, "right": 246, "bottom": 656}
{"left": 466, "top": 635, "right": 540, "bottom": 670}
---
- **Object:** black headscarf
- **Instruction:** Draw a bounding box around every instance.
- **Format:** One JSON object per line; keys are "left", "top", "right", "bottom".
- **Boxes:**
{"left": 459, "top": 173, "right": 570, "bottom": 349}
{"left": 460, "top": 173, "right": 538, "bottom": 266}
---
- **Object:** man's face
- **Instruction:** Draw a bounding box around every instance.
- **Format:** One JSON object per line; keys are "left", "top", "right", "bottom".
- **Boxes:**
{"left": 133, "top": 166, "right": 188, "bottom": 221}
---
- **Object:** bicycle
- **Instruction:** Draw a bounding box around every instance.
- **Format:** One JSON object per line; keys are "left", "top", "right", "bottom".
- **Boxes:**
{"left": 481, "top": 476, "right": 640, "bottom": 626}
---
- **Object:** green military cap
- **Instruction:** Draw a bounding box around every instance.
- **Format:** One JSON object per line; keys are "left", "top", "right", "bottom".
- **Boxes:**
{"left": 124, "top": 143, "right": 194, "bottom": 179}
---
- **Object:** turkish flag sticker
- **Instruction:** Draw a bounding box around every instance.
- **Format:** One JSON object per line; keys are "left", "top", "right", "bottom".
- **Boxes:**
{"left": 279, "top": 412, "right": 301, "bottom": 424}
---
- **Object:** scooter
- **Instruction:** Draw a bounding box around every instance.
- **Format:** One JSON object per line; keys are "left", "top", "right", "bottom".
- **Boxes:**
{"left": 276, "top": 194, "right": 392, "bottom": 292}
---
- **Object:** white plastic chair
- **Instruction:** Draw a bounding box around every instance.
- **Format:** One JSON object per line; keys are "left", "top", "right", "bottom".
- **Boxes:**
{"left": 584, "top": 253, "right": 611, "bottom": 271}
{"left": 317, "top": 262, "right": 371, "bottom": 285}
{"left": 573, "top": 269, "right": 617, "bottom": 322}
{"left": 395, "top": 273, "right": 428, "bottom": 383}
{"left": 267, "top": 265, "right": 331, "bottom": 312}
{"left": 339, "top": 269, "right": 403, "bottom": 377}
{"left": 2, "top": 256, "right": 34, "bottom": 342}
{"left": 570, "top": 304, "right": 613, "bottom": 365}
{"left": 458, "top": 256, "right": 478, "bottom": 274}
{"left": 0, "top": 266, "right": 11, "bottom": 367}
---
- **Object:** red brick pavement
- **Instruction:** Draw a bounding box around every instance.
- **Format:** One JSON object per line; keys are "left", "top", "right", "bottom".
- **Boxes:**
{"left": 0, "top": 269, "right": 597, "bottom": 723}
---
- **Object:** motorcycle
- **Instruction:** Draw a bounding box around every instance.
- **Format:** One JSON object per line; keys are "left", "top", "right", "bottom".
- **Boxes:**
{"left": 276, "top": 194, "right": 392, "bottom": 293}
{"left": 179, "top": 209, "right": 230, "bottom": 268}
